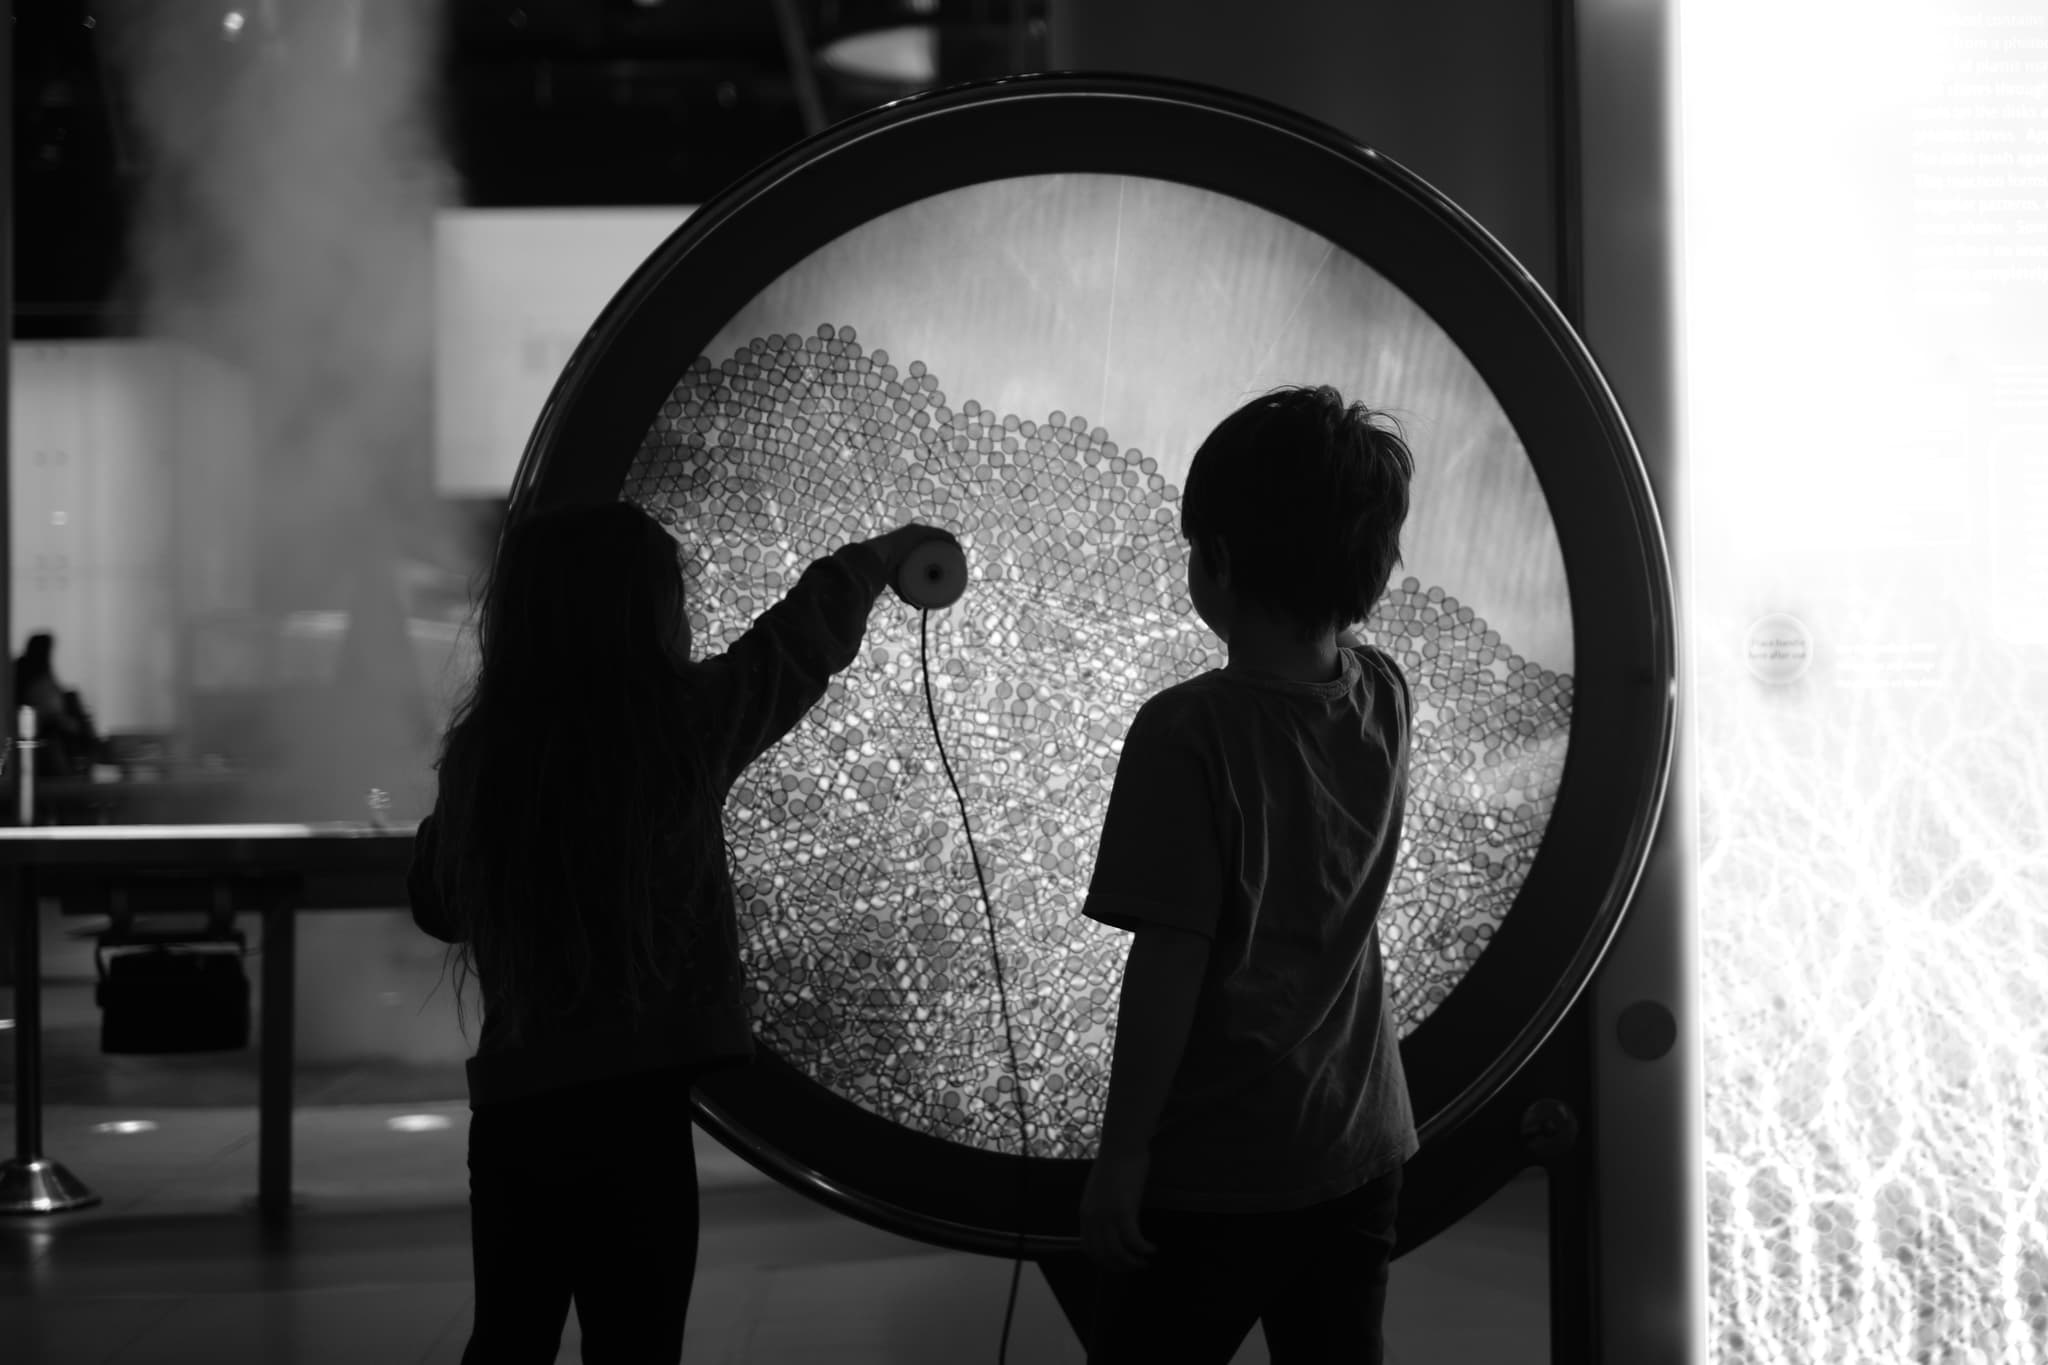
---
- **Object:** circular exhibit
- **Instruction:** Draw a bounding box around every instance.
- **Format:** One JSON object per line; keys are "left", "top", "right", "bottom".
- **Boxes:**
{"left": 513, "top": 75, "right": 1677, "bottom": 1253}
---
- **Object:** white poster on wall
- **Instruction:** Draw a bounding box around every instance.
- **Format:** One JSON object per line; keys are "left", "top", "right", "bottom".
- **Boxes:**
{"left": 432, "top": 206, "right": 694, "bottom": 496}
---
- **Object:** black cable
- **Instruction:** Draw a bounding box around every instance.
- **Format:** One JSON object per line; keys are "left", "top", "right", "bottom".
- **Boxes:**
{"left": 917, "top": 607, "right": 1034, "bottom": 1365}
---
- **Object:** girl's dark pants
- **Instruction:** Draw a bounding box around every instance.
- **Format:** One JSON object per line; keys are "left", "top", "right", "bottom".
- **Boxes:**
{"left": 1087, "top": 1164, "right": 1403, "bottom": 1365}
{"left": 462, "top": 1066, "right": 701, "bottom": 1364}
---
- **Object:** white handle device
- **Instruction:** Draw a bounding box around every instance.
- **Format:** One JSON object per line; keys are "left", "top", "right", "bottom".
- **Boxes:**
{"left": 894, "top": 534, "right": 968, "bottom": 610}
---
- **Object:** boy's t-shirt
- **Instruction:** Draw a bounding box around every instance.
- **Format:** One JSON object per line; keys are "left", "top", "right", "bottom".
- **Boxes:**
{"left": 1083, "top": 643, "right": 1420, "bottom": 1213}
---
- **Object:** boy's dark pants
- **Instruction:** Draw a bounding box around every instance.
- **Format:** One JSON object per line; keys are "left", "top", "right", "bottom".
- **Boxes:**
{"left": 462, "top": 1066, "right": 701, "bottom": 1364}
{"left": 1088, "top": 1165, "right": 1403, "bottom": 1365}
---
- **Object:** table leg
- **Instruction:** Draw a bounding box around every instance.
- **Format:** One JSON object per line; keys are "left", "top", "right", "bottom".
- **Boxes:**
{"left": 11, "top": 867, "right": 40, "bottom": 1160}
{"left": 258, "top": 898, "right": 295, "bottom": 1225}
{"left": 0, "top": 865, "right": 98, "bottom": 1214}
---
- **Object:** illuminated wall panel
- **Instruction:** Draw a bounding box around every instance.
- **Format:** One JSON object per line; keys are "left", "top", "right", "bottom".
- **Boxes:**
{"left": 1682, "top": 2, "right": 2048, "bottom": 1359}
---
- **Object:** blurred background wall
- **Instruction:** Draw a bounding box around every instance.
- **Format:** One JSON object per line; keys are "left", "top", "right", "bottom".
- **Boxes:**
{"left": 1050, "top": 0, "right": 1563, "bottom": 302}
{"left": 10, "top": 0, "right": 1578, "bottom": 812}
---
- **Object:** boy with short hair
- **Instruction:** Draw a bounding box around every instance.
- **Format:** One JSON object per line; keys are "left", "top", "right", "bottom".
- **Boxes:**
{"left": 1079, "top": 385, "right": 1421, "bottom": 1364}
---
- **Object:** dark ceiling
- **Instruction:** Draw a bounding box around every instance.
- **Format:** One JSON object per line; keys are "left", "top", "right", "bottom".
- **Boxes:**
{"left": 12, "top": 0, "right": 1046, "bottom": 337}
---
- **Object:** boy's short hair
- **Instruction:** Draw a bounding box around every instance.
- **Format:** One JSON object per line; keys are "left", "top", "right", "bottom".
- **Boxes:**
{"left": 1180, "top": 385, "right": 1416, "bottom": 639}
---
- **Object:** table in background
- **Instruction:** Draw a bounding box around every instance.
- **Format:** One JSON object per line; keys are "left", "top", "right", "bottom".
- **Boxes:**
{"left": 0, "top": 823, "right": 416, "bottom": 1225}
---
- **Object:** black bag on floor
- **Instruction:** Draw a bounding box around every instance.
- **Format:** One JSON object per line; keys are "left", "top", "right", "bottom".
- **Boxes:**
{"left": 94, "top": 934, "right": 251, "bottom": 1054}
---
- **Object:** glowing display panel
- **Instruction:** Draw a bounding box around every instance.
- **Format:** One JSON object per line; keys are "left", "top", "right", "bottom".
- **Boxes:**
{"left": 621, "top": 174, "right": 1574, "bottom": 1159}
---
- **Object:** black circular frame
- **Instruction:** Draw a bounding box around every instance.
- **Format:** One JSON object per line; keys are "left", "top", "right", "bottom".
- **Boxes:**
{"left": 510, "top": 73, "right": 1678, "bottom": 1256}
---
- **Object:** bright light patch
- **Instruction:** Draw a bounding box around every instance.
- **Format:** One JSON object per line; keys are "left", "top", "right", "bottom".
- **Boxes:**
{"left": 1682, "top": 1, "right": 2048, "bottom": 1359}
{"left": 385, "top": 1114, "right": 454, "bottom": 1133}
{"left": 91, "top": 1120, "right": 158, "bottom": 1136}
{"left": 819, "top": 26, "right": 939, "bottom": 85}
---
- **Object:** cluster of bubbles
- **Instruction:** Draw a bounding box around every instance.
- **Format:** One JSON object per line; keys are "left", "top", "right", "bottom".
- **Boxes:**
{"left": 623, "top": 323, "right": 1572, "bottom": 1157}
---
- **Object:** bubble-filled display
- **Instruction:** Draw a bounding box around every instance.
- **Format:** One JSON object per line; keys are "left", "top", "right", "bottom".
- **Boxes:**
{"left": 516, "top": 79, "right": 1679, "bottom": 1252}
{"left": 625, "top": 303, "right": 1573, "bottom": 1157}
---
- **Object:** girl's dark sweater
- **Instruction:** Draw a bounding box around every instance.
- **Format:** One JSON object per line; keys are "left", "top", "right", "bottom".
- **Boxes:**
{"left": 408, "top": 544, "right": 890, "bottom": 1106}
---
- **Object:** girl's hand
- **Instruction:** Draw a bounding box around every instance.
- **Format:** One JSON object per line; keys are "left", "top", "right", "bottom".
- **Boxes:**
{"left": 1079, "top": 1147, "right": 1157, "bottom": 1273}
{"left": 864, "top": 524, "right": 954, "bottom": 578}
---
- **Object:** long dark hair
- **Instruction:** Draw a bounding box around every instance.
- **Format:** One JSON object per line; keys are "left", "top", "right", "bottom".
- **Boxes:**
{"left": 434, "top": 499, "right": 719, "bottom": 1046}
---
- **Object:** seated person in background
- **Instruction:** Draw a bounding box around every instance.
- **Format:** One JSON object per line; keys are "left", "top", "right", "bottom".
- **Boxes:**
{"left": 14, "top": 631, "right": 106, "bottom": 776}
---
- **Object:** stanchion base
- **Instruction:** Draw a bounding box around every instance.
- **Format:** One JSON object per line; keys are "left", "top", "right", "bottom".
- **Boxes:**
{"left": 0, "top": 1156, "right": 101, "bottom": 1215}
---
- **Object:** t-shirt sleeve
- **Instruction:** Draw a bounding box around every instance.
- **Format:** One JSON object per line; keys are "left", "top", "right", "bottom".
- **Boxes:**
{"left": 1081, "top": 701, "right": 1227, "bottom": 940}
{"left": 689, "top": 543, "right": 891, "bottom": 793}
{"left": 1366, "top": 646, "right": 1413, "bottom": 752}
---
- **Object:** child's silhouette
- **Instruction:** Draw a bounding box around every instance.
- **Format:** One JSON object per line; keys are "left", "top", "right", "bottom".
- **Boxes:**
{"left": 409, "top": 500, "right": 943, "bottom": 1363}
{"left": 1079, "top": 386, "right": 1420, "bottom": 1364}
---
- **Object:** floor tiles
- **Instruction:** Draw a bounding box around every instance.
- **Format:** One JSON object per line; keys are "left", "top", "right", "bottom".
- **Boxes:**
{"left": 7, "top": 1165, "right": 1549, "bottom": 1363}
{"left": 6, "top": 962, "right": 1551, "bottom": 1363}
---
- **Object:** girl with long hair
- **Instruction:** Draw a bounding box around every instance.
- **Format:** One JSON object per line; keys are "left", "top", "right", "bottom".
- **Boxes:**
{"left": 409, "top": 499, "right": 941, "bottom": 1362}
